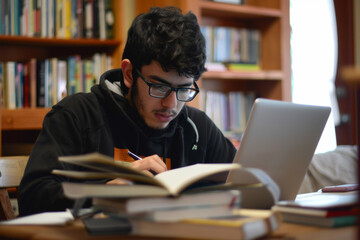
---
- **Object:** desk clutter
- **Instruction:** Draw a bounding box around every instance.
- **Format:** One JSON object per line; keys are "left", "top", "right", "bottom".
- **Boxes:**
{"left": 272, "top": 185, "right": 359, "bottom": 228}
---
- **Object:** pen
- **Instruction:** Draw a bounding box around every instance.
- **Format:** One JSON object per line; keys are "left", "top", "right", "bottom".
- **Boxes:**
{"left": 127, "top": 151, "right": 142, "bottom": 160}
{"left": 128, "top": 151, "right": 158, "bottom": 176}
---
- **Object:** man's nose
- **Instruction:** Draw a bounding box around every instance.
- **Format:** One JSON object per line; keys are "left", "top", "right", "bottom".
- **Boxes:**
{"left": 161, "top": 90, "right": 177, "bottom": 108}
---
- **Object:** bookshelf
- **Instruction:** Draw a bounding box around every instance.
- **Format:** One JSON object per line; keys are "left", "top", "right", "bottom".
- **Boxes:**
{"left": 0, "top": 0, "right": 290, "bottom": 155}
{"left": 0, "top": 0, "right": 128, "bottom": 156}
{"left": 197, "top": 0, "right": 291, "bottom": 102}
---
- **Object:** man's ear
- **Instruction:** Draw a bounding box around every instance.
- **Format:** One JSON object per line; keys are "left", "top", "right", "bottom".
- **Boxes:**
{"left": 121, "top": 59, "right": 133, "bottom": 89}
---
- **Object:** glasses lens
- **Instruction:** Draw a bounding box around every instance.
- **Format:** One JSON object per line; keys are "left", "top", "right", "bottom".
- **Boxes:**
{"left": 176, "top": 89, "right": 190, "bottom": 101}
{"left": 150, "top": 85, "right": 171, "bottom": 97}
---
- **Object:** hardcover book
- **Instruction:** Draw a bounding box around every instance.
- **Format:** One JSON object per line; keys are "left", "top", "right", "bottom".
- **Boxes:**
{"left": 272, "top": 190, "right": 359, "bottom": 227}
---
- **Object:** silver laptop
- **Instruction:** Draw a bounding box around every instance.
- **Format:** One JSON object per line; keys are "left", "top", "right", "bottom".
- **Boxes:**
{"left": 226, "top": 98, "right": 331, "bottom": 208}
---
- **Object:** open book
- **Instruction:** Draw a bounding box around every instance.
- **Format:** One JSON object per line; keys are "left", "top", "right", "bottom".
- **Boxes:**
{"left": 52, "top": 152, "right": 255, "bottom": 199}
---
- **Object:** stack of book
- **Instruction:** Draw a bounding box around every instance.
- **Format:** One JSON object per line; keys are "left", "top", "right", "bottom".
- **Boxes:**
{"left": 93, "top": 190, "right": 241, "bottom": 222}
{"left": 53, "top": 152, "right": 281, "bottom": 239}
{"left": 272, "top": 189, "right": 359, "bottom": 228}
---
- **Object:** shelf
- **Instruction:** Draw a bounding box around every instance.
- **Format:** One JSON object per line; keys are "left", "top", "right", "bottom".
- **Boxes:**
{"left": 0, "top": 36, "right": 120, "bottom": 47}
{"left": 1, "top": 108, "right": 50, "bottom": 130}
{"left": 199, "top": 1, "right": 282, "bottom": 19}
{"left": 202, "top": 70, "right": 283, "bottom": 81}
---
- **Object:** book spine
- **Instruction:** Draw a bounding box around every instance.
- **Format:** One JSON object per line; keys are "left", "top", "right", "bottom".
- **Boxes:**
{"left": 104, "top": 0, "right": 114, "bottom": 39}
{"left": 332, "top": 216, "right": 358, "bottom": 227}
{"left": 0, "top": 62, "right": 4, "bottom": 108}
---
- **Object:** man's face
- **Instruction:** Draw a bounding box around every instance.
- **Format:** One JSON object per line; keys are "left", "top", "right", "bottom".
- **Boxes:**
{"left": 128, "top": 61, "right": 195, "bottom": 129}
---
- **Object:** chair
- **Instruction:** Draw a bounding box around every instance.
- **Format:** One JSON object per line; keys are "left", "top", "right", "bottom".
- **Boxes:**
{"left": 0, "top": 156, "right": 28, "bottom": 220}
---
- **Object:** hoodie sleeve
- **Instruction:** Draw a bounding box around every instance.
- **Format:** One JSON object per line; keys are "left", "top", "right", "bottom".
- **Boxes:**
{"left": 18, "top": 107, "right": 84, "bottom": 216}
{"left": 18, "top": 93, "right": 111, "bottom": 216}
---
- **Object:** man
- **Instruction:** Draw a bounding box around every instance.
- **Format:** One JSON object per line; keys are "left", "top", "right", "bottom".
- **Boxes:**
{"left": 18, "top": 6, "right": 236, "bottom": 216}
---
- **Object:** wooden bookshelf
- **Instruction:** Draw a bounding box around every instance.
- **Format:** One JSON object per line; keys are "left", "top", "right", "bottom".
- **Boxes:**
{"left": 197, "top": 0, "right": 291, "bottom": 102}
{"left": 1, "top": 108, "right": 49, "bottom": 130}
{"left": 0, "top": 0, "right": 128, "bottom": 156}
{"left": 0, "top": 0, "right": 291, "bottom": 155}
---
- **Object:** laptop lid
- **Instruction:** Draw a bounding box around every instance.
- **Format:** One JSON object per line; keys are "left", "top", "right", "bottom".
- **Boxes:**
{"left": 226, "top": 98, "right": 331, "bottom": 206}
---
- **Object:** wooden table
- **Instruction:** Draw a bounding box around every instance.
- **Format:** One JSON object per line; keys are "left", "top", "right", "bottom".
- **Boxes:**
{"left": 0, "top": 220, "right": 356, "bottom": 240}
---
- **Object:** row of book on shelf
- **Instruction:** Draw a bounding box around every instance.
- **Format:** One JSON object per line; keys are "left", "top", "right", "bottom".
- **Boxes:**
{"left": 201, "top": 26, "right": 261, "bottom": 71}
{"left": 0, "top": 53, "right": 111, "bottom": 109}
{"left": 201, "top": 90, "right": 255, "bottom": 135}
{"left": 0, "top": 0, "right": 114, "bottom": 39}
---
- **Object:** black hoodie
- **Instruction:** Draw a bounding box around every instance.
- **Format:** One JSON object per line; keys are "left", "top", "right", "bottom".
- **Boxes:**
{"left": 18, "top": 68, "right": 237, "bottom": 216}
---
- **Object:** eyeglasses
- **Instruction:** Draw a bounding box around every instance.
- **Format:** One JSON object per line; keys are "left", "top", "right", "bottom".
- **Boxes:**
{"left": 135, "top": 69, "right": 199, "bottom": 102}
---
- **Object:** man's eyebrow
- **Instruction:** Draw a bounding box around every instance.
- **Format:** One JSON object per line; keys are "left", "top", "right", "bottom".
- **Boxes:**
{"left": 148, "top": 75, "right": 193, "bottom": 87}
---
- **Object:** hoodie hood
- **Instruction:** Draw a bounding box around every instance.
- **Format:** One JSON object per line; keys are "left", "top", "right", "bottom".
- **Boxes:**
{"left": 91, "top": 68, "right": 189, "bottom": 141}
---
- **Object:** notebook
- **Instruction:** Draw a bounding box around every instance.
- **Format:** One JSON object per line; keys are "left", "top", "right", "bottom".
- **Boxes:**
{"left": 226, "top": 98, "right": 331, "bottom": 208}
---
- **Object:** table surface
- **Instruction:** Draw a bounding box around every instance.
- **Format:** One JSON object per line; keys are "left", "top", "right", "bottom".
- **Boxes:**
{"left": 0, "top": 219, "right": 357, "bottom": 240}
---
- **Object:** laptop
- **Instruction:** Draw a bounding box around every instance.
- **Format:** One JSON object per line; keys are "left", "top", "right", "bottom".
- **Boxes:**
{"left": 226, "top": 98, "right": 331, "bottom": 208}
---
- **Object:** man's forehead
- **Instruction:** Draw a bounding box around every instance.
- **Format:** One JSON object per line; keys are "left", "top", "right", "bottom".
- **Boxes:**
{"left": 147, "top": 74, "right": 194, "bottom": 87}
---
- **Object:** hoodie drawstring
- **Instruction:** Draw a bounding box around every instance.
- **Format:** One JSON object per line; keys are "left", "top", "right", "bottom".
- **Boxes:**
{"left": 186, "top": 117, "right": 199, "bottom": 150}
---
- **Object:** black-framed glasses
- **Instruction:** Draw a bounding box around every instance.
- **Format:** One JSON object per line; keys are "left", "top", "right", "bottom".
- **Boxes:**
{"left": 135, "top": 69, "right": 199, "bottom": 102}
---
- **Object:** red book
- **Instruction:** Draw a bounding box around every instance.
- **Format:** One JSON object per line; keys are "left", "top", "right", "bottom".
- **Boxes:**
{"left": 23, "top": 62, "right": 30, "bottom": 108}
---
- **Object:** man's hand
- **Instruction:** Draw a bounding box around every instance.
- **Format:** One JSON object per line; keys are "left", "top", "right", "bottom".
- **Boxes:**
{"left": 106, "top": 154, "right": 168, "bottom": 185}
{"left": 131, "top": 154, "right": 167, "bottom": 176}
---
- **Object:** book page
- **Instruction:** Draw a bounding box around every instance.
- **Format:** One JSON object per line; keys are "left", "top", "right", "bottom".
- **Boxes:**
{"left": 155, "top": 163, "right": 241, "bottom": 195}
{"left": 58, "top": 152, "right": 152, "bottom": 178}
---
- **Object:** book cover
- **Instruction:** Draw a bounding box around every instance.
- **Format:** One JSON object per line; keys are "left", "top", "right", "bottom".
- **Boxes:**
{"left": 272, "top": 191, "right": 359, "bottom": 227}
{"left": 55, "top": 0, "right": 63, "bottom": 38}
{"left": 36, "top": 59, "right": 45, "bottom": 107}
{"left": 278, "top": 212, "right": 357, "bottom": 228}
{"left": 50, "top": 58, "right": 58, "bottom": 105}
{"left": 57, "top": 59, "right": 67, "bottom": 101}
{"left": 76, "top": 0, "right": 83, "bottom": 38}
{"left": 83, "top": 59, "right": 95, "bottom": 93}
{"left": 92, "top": 0, "right": 99, "bottom": 39}
{"left": 104, "top": 0, "right": 114, "bottom": 39}
{"left": 129, "top": 209, "right": 281, "bottom": 240}
{"left": 272, "top": 204, "right": 359, "bottom": 218}
{"left": 95, "top": 190, "right": 241, "bottom": 222}
{"left": 98, "top": 0, "right": 105, "bottom": 40}
{"left": 5, "top": 61, "right": 16, "bottom": 109}
{"left": 44, "top": 59, "right": 52, "bottom": 107}
{"left": 63, "top": 0, "right": 71, "bottom": 39}
{"left": 83, "top": 0, "right": 93, "bottom": 38}
{"left": 29, "top": 58, "right": 37, "bottom": 108}
{"left": 275, "top": 191, "right": 358, "bottom": 209}
{"left": 15, "top": 62, "right": 24, "bottom": 108}
{"left": 93, "top": 190, "right": 240, "bottom": 214}
{"left": 70, "top": 0, "right": 78, "bottom": 38}
{"left": 0, "top": 62, "right": 3, "bottom": 107}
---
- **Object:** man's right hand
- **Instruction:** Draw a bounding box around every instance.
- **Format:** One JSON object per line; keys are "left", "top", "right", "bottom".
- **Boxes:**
{"left": 130, "top": 154, "right": 168, "bottom": 176}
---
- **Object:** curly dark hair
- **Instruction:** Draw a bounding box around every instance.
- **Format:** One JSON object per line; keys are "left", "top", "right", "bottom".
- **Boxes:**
{"left": 121, "top": 6, "right": 206, "bottom": 95}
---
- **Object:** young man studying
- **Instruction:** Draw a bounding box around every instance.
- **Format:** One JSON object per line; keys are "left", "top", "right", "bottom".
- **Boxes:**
{"left": 18, "top": 6, "right": 236, "bottom": 216}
